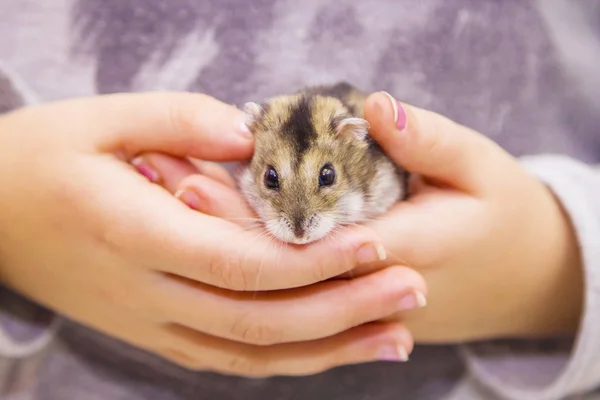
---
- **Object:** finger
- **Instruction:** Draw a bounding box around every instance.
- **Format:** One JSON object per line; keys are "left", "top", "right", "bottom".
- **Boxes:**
{"left": 159, "top": 214, "right": 388, "bottom": 291}
{"left": 132, "top": 153, "right": 197, "bottom": 193}
{"left": 56, "top": 92, "right": 254, "bottom": 160}
{"left": 363, "top": 91, "right": 511, "bottom": 195}
{"left": 158, "top": 322, "right": 412, "bottom": 377}
{"left": 175, "top": 174, "right": 257, "bottom": 228}
{"left": 93, "top": 159, "right": 388, "bottom": 291}
{"left": 356, "top": 189, "right": 483, "bottom": 273}
{"left": 131, "top": 153, "right": 238, "bottom": 193}
{"left": 151, "top": 266, "right": 427, "bottom": 345}
{"left": 190, "top": 160, "right": 238, "bottom": 189}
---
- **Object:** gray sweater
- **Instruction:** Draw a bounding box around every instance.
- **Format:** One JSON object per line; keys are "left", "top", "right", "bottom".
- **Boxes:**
{"left": 1, "top": 1, "right": 600, "bottom": 399}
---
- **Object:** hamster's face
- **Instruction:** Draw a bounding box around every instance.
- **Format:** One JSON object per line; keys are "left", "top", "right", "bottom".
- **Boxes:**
{"left": 238, "top": 95, "right": 373, "bottom": 244}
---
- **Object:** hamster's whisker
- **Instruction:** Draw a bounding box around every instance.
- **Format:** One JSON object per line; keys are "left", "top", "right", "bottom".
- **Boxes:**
{"left": 220, "top": 216, "right": 264, "bottom": 230}
{"left": 249, "top": 217, "right": 285, "bottom": 295}
{"left": 237, "top": 82, "right": 408, "bottom": 265}
{"left": 239, "top": 223, "right": 264, "bottom": 232}
{"left": 274, "top": 232, "right": 286, "bottom": 281}
{"left": 282, "top": 239, "right": 289, "bottom": 271}
{"left": 358, "top": 216, "right": 387, "bottom": 224}
{"left": 325, "top": 227, "right": 355, "bottom": 280}
{"left": 378, "top": 248, "right": 413, "bottom": 268}
{"left": 222, "top": 217, "right": 262, "bottom": 221}
{"left": 253, "top": 231, "right": 279, "bottom": 296}
{"left": 237, "top": 229, "right": 272, "bottom": 280}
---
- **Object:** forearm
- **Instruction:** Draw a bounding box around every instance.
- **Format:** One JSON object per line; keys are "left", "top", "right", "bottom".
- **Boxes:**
{"left": 510, "top": 182, "right": 584, "bottom": 339}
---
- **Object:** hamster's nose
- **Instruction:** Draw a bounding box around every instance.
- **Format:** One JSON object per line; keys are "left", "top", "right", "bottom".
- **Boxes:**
{"left": 293, "top": 225, "right": 306, "bottom": 238}
{"left": 291, "top": 213, "right": 307, "bottom": 239}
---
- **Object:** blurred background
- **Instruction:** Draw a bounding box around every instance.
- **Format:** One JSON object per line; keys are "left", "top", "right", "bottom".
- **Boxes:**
{"left": 1, "top": 0, "right": 599, "bottom": 399}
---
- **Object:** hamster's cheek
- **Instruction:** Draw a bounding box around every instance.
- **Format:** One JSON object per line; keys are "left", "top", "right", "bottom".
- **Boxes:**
{"left": 236, "top": 166, "right": 254, "bottom": 192}
{"left": 259, "top": 202, "right": 278, "bottom": 219}
{"left": 264, "top": 215, "right": 296, "bottom": 243}
{"left": 336, "top": 191, "right": 367, "bottom": 223}
{"left": 310, "top": 214, "right": 337, "bottom": 242}
{"left": 237, "top": 168, "right": 264, "bottom": 209}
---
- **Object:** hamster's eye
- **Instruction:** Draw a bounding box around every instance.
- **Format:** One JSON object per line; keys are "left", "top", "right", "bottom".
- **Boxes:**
{"left": 264, "top": 166, "right": 280, "bottom": 190}
{"left": 318, "top": 164, "right": 336, "bottom": 187}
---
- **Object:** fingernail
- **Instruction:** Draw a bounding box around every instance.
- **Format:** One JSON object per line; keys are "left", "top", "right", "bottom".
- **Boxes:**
{"left": 380, "top": 91, "right": 407, "bottom": 132}
{"left": 398, "top": 345, "right": 409, "bottom": 362}
{"left": 377, "top": 344, "right": 410, "bottom": 362}
{"left": 131, "top": 157, "right": 160, "bottom": 183}
{"left": 237, "top": 116, "right": 253, "bottom": 138}
{"left": 175, "top": 189, "right": 201, "bottom": 210}
{"left": 397, "top": 290, "right": 427, "bottom": 311}
{"left": 355, "top": 243, "right": 387, "bottom": 264}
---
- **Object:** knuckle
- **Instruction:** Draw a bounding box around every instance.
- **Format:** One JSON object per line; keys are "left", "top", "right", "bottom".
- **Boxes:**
{"left": 159, "top": 348, "right": 202, "bottom": 370}
{"left": 93, "top": 208, "right": 149, "bottom": 259}
{"left": 225, "top": 353, "right": 270, "bottom": 378}
{"left": 309, "top": 239, "right": 353, "bottom": 283}
{"left": 98, "top": 283, "right": 128, "bottom": 307}
{"left": 207, "top": 249, "right": 249, "bottom": 290}
{"left": 166, "top": 101, "right": 190, "bottom": 133}
{"left": 422, "top": 126, "right": 447, "bottom": 158}
{"left": 230, "top": 313, "right": 283, "bottom": 346}
{"left": 339, "top": 282, "right": 364, "bottom": 327}
{"left": 166, "top": 101, "right": 197, "bottom": 147}
{"left": 310, "top": 258, "right": 330, "bottom": 283}
{"left": 97, "top": 273, "right": 145, "bottom": 314}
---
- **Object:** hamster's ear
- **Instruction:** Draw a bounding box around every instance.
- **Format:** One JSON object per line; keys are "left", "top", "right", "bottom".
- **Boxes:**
{"left": 243, "top": 102, "right": 263, "bottom": 130}
{"left": 335, "top": 117, "right": 370, "bottom": 142}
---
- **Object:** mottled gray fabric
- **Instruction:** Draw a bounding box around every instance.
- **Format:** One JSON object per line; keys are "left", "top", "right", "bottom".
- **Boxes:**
{"left": 1, "top": 0, "right": 600, "bottom": 399}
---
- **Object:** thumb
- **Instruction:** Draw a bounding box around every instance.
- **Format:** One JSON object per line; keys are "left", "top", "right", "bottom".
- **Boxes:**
{"left": 363, "top": 92, "right": 508, "bottom": 194}
{"left": 67, "top": 91, "right": 254, "bottom": 161}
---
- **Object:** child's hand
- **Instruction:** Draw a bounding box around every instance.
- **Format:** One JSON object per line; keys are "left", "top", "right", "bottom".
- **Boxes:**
{"left": 358, "top": 92, "right": 584, "bottom": 343}
{"left": 0, "top": 92, "right": 426, "bottom": 375}
{"left": 172, "top": 92, "right": 585, "bottom": 345}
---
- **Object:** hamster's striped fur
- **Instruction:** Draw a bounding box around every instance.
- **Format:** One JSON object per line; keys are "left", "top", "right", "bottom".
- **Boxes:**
{"left": 238, "top": 82, "right": 409, "bottom": 244}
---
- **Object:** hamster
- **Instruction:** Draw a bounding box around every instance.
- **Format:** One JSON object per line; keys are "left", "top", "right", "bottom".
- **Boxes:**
{"left": 238, "top": 82, "right": 410, "bottom": 245}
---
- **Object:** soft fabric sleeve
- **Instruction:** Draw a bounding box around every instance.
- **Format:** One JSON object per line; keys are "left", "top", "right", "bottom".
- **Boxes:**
{"left": 0, "top": 286, "right": 60, "bottom": 358}
{"left": 462, "top": 154, "right": 600, "bottom": 400}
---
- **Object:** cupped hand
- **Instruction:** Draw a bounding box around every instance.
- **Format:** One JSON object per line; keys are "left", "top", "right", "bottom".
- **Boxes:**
{"left": 173, "top": 91, "right": 583, "bottom": 345}
{"left": 0, "top": 92, "right": 426, "bottom": 376}
{"left": 359, "top": 92, "right": 583, "bottom": 343}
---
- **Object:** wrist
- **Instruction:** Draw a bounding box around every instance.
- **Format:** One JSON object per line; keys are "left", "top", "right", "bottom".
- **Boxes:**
{"left": 509, "top": 183, "right": 584, "bottom": 339}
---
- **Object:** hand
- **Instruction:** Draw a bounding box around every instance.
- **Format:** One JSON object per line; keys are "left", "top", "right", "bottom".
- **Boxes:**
{"left": 360, "top": 92, "right": 584, "bottom": 343}
{"left": 0, "top": 92, "right": 426, "bottom": 376}
{"left": 177, "top": 91, "right": 583, "bottom": 344}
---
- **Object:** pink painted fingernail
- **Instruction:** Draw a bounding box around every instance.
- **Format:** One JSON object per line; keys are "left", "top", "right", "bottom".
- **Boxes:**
{"left": 175, "top": 189, "right": 201, "bottom": 210}
{"left": 376, "top": 344, "right": 409, "bottom": 362}
{"left": 131, "top": 157, "right": 160, "bottom": 183}
{"left": 381, "top": 91, "right": 407, "bottom": 132}
{"left": 397, "top": 290, "right": 427, "bottom": 311}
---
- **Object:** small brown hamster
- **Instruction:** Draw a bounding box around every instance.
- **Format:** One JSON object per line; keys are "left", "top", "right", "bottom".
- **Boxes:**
{"left": 238, "top": 82, "right": 410, "bottom": 244}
